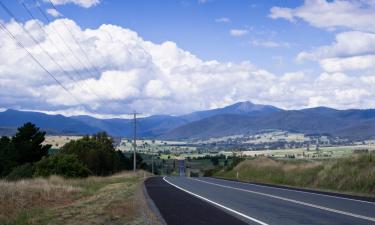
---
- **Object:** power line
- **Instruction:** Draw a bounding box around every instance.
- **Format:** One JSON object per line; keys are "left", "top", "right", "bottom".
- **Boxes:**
{"left": 33, "top": 0, "right": 104, "bottom": 84}
{"left": 46, "top": 0, "right": 107, "bottom": 80}
{"left": 40, "top": 0, "right": 115, "bottom": 98}
{"left": 17, "top": 0, "right": 107, "bottom": 103}
{"left": 0, "top": 1, "right": 83, "bottom": 90}
{"left": 0, "top": 21, "right": 84, "bottom": 106}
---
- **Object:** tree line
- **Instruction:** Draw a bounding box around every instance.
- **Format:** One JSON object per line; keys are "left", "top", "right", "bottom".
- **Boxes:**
{"left": 0, "top": 122, "right": 139, "bottom": 180}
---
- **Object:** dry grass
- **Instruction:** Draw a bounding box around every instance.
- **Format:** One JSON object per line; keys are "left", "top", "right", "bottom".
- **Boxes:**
{"left": 0, "top": 177, "right": 81, "bottom": 222}
{"left": 0, "top": 171, "right": 162, "bottom": 225}
{"left": 235, "top": 157, "right": 322, "bottom": 172}
{"left": 216, "top": 153, "right": 375, "bottom": 196}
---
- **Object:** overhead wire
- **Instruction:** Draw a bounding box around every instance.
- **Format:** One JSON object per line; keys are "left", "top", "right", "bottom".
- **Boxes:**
{"left": 39, "top": 0, "right": 115, "bottom": 98}
{"left": 0, "top": 21, "right": 84, "bottom": 106}
{"left": 17, "top": 0, "right": 107, "bottom": 103}
{"left": 33, "top": 0, "right": 105, "bottom": 84}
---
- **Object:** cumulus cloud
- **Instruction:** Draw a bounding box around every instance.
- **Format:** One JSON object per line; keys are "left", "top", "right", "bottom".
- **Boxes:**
{"left": 229, "top": 29, "right": 248, "bottom": 37}
{"left": 275, "top": 1, "right": 375, "bottom": 74}
{"left": 47, "top": 0, "right": 100, "bottom": 8}
{"left": 297, "top": 31, "right": 375, "bottom": 61}
{"left": 269, "top": 0, "right": 375, "bottom": 32}
{"left": 297, "top": 31, "right": 375, "bottom": 73}
{"left": 1, "top": 18, "right": 375, "bottom": 117}
{"left": 320, "top": 55, "right": 375, "bottom": 72}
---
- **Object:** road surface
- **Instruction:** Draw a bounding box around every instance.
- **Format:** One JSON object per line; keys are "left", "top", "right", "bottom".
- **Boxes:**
{"left": 145, "top": 176, "right": 375, "bottom": 225}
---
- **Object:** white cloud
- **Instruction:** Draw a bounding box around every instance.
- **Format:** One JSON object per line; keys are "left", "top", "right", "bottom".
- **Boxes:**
{"left": 297, "top": 31, "right": 375, "bottom": 73}
{"left": 229, "top": 29, "right": 248, "bottom": 37}
{"left": 215, "top": 17, "right": 230, "bottom": 23}
{"left": 297, "top": 31, "right": 375, "bottom": 61}
{"left": 269, "top": 7, "right": 295, "bottom": 22}
{"left": 269, "top": 0, "right": 375, "bottom": 32}
{"left": 46, "top": 8, "right": 62, "bottom": 17}
{"left": 2, "top": 18, "right": 375, "bottom": 117}
{"left": 320, "top": 55, "right": 375, "bottom": 72}
{"left": 251, "top": 39, "right": 290, "bottom": 48}
{"left": 47, "top": 0, "right": 100, "bottom": 8}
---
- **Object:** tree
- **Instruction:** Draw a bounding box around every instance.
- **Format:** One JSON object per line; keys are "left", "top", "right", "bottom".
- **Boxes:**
{"left": 211, "top": 156, "right": 219, "bottom": 166}
{"left": 34, "top": 154, "right": 90, "bottom": 178}
{"left": 11, "top": 122, "right": 51, "bottom": 164}
{"left": 0, "top": 123, "right": 50, "bottom": 177}
{"left": 129, "top": 153, "right": 143, "bottom": 169}
{"left": 0, "top": 136, "right": 14, "bottom": 176}
{"left": 61, "top": 132, "right": 129, "bottom": 176}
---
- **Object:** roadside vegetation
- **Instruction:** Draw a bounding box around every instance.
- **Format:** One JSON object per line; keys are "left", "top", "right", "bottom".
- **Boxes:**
{"left": 211, "top": 153, "right": 375, "bottom": 196}
{"left": 0, "top": 171, "right": 161, "bottom": 225}
{"left": 214, "top": 153, "right": 375, "bottom": 196}
{"left": 0, "top": 123, "right": 160, "bottom": 225}
{"left": 0, "top": 122, "right": 142, "bottom": 179}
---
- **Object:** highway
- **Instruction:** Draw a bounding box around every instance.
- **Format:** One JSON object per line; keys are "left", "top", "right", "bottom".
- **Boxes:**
{"left": 145, "top": 176, "right": 375, "bottom": 225}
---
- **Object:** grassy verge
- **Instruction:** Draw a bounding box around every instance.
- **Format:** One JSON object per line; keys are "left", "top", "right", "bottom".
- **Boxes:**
{"left": 0, "top": 171, "right": 162, "bottom": 225}
{"left": 214, "top": 153, "right": 375, "bottom": 197}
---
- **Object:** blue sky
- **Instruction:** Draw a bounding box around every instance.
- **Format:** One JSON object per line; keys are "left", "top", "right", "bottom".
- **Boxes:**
{"left": 0, "top": 0, "right": 374, "bottom": 117}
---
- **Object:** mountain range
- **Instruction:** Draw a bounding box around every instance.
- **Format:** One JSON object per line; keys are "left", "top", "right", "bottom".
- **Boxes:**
{"left": 1, "top": 101, "right": 375, "bottom": 141}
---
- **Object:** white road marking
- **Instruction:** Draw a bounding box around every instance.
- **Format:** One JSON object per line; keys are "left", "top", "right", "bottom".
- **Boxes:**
{"left": 163, "top": 177, "right": 268, "bottom": 225}
{"left": 192, "top": 178, "right": 375, "bottom": 223}
{"left": 206, "top": 177, "right": 375, "bottom": 205}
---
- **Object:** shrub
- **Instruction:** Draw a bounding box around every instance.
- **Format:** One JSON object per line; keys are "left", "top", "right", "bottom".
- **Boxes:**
{"left": 34, "top": 154, "right": 90, "bottom": 178}
{"left": 6, "top": 163, "right": 34, "bottom": 181}
{"left": 60, "top": 132, "right": 129, "bottom": 176}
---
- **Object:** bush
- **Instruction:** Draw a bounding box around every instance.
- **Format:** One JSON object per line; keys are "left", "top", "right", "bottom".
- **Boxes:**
{"left": 60, "top": 132, "right": 129, "bottom": 176}
{"left": 6, "top": 163, "right": 34, "bottom": 180}
{"left": 34, "top": 154, "right": 90, "bottom": 178}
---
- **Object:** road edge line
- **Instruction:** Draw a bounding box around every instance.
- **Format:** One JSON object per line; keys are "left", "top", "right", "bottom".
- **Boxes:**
{"left": 162, "top": 177, "right": 268, "bottom": 225}
{"left": 208, "top": 177, "right": 375, "bottom": 205}
{"left": 192, "top": 178, "right": 375, "bottom": 223}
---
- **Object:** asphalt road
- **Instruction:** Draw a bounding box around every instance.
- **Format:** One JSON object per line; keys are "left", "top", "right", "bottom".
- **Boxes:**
{"left": 145, "top": 176, "right": 375, "bottom": 225}
{"left": 145, "top": 177, "right": 247, "bottom": 225}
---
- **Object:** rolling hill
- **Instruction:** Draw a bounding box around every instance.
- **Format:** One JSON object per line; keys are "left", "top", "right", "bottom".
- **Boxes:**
{"left": 1, "top": 102, "right": 375, "bottom": 140}
{"left": 162, "top": 107, "right": 375, "bottom": 140}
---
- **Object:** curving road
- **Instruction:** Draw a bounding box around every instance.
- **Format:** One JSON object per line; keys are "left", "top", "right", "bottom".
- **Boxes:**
{"left": 145, "top": 176, "right": 375, "bottom": 225}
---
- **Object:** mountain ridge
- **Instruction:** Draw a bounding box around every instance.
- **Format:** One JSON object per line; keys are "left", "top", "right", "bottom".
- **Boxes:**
{"left": 1, "top": 102, "right": 375, "bottom": 140}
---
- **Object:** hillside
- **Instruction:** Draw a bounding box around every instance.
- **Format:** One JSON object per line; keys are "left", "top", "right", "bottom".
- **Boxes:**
{"left": 2, "top": 102, "right": 375, "bottom": 140}
{"left": 162, "top": 107, "right": 375, "bottom": 140}
{"left": 214, "top": 154, "right": 375, "bottom": 196}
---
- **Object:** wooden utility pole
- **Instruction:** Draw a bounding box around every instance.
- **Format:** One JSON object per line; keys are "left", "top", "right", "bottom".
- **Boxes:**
{"left": 133, "top": 112, "right": 137, "bottom": 172}
{"left": 130, "top": 111, "right": 140, "bottom": 173}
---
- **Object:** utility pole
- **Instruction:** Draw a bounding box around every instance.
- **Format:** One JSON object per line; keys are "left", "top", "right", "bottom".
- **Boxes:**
{"left": 129, "top": 111, "right": 140, "bottom": 173}
{"left": 133, "top": 112, "right": 137, "bottom": 172}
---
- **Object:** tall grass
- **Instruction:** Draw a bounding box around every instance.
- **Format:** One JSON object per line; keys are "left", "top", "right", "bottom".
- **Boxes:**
{"left": 0, "top": 177, "right": 81, "bottom": 222}
{"left": 0, "top": 171, "right": 161, "bottom": 225}
{"left": 215, "top": 153, "right": 375, "bottom": 196}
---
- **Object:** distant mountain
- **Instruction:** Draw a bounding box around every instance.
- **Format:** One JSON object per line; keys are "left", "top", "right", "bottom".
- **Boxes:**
{"left": 2, "top": 102, "right": 375, "bottom": 140}
{"left": 162, "top": 107, "right": 375, "bottom": 140}
{"left": 0, "top": 101, "right": 278, "bottom": 137}
{"left": 180, "top": 101, "right": 282, "bottom": 122}
{"left": 0, "top": 109, "right": 101, "bottom": 135}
